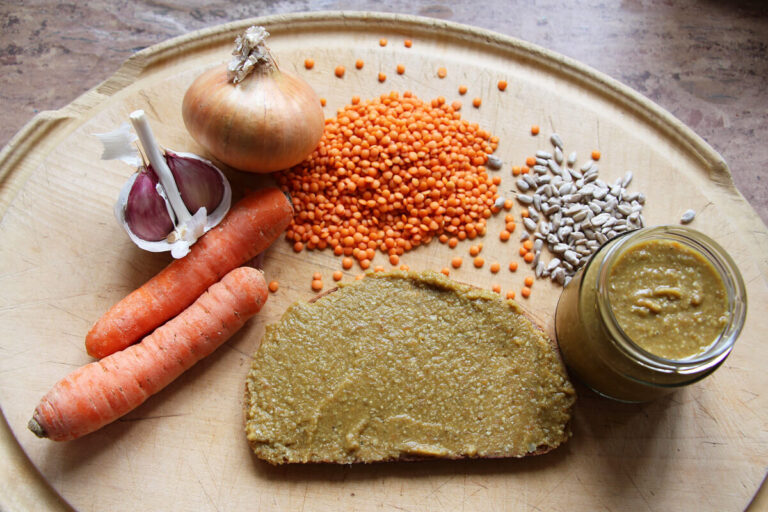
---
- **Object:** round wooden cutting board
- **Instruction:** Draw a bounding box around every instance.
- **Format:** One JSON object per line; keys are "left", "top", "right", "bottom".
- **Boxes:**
{"left": 1, "top": 12, "right": 766, "bottom": 512}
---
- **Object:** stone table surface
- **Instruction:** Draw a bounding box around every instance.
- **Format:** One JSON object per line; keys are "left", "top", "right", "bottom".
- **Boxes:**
{"left": 2, "top": 1, "right": 767, "bottom": 226}
{"left": 0, "top": 1, "right": 767, "bottom": 510}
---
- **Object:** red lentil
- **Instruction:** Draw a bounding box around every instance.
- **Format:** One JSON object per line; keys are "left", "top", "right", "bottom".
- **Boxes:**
{"left": 278, "top": 91, "right": 498, "bottom": 261}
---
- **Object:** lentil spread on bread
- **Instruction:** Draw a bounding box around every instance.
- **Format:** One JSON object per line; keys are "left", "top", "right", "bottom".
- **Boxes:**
{"left": 244, "top": 270, "right": 575, "bottom": 464}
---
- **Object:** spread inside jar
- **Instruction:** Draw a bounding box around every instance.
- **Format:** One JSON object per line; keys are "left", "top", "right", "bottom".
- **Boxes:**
{"left": 606, "top": 239, "right": 729, "bottom": 360}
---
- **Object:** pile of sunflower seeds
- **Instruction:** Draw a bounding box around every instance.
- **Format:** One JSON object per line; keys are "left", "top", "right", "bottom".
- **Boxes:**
{"left": 515, "top": 133, "right": 647, "bottom": 287}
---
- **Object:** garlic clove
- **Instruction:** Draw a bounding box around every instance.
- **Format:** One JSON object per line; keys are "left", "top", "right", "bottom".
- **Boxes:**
{"left": 164, "top": 150, "right": 225, "bottom": 214}
{"left": 124, "top": 168, "right": 175, "bottom": 241}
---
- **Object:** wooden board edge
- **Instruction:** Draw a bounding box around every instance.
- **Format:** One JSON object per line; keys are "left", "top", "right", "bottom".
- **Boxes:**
{"left": 0, "top": 409, "right": 72, "bottom": 512}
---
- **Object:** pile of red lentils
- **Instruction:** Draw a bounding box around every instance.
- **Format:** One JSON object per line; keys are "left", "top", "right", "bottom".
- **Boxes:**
{"left": 276, "top": 91, "right": 499, "bottom": 270}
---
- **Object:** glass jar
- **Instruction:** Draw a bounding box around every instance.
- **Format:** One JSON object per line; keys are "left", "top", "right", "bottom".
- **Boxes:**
{"left": 554, "top": 225, "right": 747, "bottom": 403}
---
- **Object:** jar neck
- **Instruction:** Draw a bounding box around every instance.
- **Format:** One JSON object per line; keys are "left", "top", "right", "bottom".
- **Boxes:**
{"left": 593, "top": 226, "right": 745, "bottom": 376}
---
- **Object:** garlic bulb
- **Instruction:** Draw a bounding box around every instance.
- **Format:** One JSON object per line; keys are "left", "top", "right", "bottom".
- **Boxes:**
{"left": 97, "top": 110, "right": 232, "bottom": 258}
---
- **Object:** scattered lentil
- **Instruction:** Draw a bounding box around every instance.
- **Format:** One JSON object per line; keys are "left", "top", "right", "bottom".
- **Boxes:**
{"left": 500, "top": 230, "right": 511, "bottom": 242}
{"left": 451, "top": 256, "right": 463, "bottom": 268}
{"left": 320, "top": 98, "right": 327, "bottom": 107}
{"left": 506, "top": 290, "right": 516, "bottom": 299}
{"left": 304, "top": 58, "right": 314, "bottom": 70}
{"left": 399, "top": 264, "right": 410, "bottom": 271}
{"left": 311, "top": 279, "right": 323, "bottom": 291}
{"left": 404, "top": 39, "right": 412, "bottom": 48}
{"left": 333, "top": 271, "right": 343, "bottom": 281}
{"left": 355, "top": 274, "right": 365, "bottom": 280}
{"left": 524, "top": 276, "right": 534, "bottom": 287}
{"left": 497, "top": 80, "right": 508, "bottom": 91}
{"left": 591, "top": 150, "right": 601, "bottom": 161}
{"left": 509, "top": 261, "right": 518, "bottom": 272}
{"left": 389, "top": 254, "right": 400, "bottom": 265}
{"left": 378, "top": 72, "right": 387, "bottom": 82}
{"left": 355, "top": 59, "right": 364, "bottom": 69}
{"left": 472, "top": 97, "right": 482, "bottom": 108}
{"left": 490, "top": 262, "right": 501, "bottom": 273}
{"left": 474, "top": 256, "right": 485, "bottom": 268}
{"left": 458, "top": 85, "right": 468, "bottom": 95}
{"left": 379, "top": 38, "right": 388, "bottom": 47}
{"left": 268, "top": 281, "right": 279, "bottom": 293}
{"left": 531, "top": 125, "right": 540, "bottom": 135}
{"left": 441, "top": 267, "right": 450, "bottom": 276}
{"left": 492, "top": 284, "right": 502, "bottom": 293}
{"left": 374, "top": 265, "right": 385, "bottom": 272}
{"left": 396, "top": 64, "right": 405, "bottom": 75}
{"left": 437, "top": 67, "right": 447, "bottom": 78}
{"left": 469, "top": 245, "right": 481, "bottom": 257}
{"left": 521, "top": 286, "right": 531, "bottom": 298}
{"left": 448, "top": 237, "right": 459, "bottom": 249}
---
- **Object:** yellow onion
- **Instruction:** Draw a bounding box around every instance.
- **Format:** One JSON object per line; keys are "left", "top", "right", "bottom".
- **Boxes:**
{"left": 182, "top": 26, "right": 324, "bottom": 173}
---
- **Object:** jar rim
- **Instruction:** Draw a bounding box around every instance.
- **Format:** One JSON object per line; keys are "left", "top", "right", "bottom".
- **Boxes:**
{"left": 595, "top": 225, "right": 747, "bottom": 373}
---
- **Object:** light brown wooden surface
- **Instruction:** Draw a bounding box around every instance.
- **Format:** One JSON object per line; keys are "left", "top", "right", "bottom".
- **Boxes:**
{"left": 1, "top": 13, "right": 767, "bottom": 512}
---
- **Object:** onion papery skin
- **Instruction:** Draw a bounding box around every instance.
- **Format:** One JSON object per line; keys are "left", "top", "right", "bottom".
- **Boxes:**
{"left": 182, "top": 64, "right": 324, "bottom": 174}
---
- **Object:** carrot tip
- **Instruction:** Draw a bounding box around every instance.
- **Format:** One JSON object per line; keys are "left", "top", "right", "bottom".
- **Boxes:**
{"left": 28, "top": 417, "right": 47, "bottom": 438}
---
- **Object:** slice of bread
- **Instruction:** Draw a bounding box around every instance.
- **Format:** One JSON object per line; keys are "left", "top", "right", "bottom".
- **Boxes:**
{"left": 244, "top": 270, "right": 575, "bottom": 465}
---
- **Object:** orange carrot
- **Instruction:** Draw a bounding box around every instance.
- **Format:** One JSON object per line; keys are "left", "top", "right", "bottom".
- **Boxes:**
{"left": 85, "top": 187, "right": 292, "bottom": 359}
{"left": 29, "top": 267, "right": 267, "bottom": 441}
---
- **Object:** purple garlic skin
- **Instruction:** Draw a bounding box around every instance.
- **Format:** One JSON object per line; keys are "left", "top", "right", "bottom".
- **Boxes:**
{"left": 164, "top": 150, "right": 225, "bottom": 214}
{"left": 125, "top": 168, "right": 174, "bottom": 241}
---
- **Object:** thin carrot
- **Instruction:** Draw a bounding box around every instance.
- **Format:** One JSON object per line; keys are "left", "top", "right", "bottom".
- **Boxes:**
{"left": 29, "top": 267, "right": 267, "bottom": 441}
{"left": 85, "top": 187, "right": 292, "bottom": 359}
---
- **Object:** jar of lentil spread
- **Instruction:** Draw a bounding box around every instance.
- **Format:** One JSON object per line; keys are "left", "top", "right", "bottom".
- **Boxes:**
{"left": 555, "top": 225, "right": 746, "bottom": 402}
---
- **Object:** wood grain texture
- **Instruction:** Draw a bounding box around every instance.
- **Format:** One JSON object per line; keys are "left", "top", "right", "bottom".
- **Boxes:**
{"left": 0, "top": 12, "right": 767, "bottom": 512}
